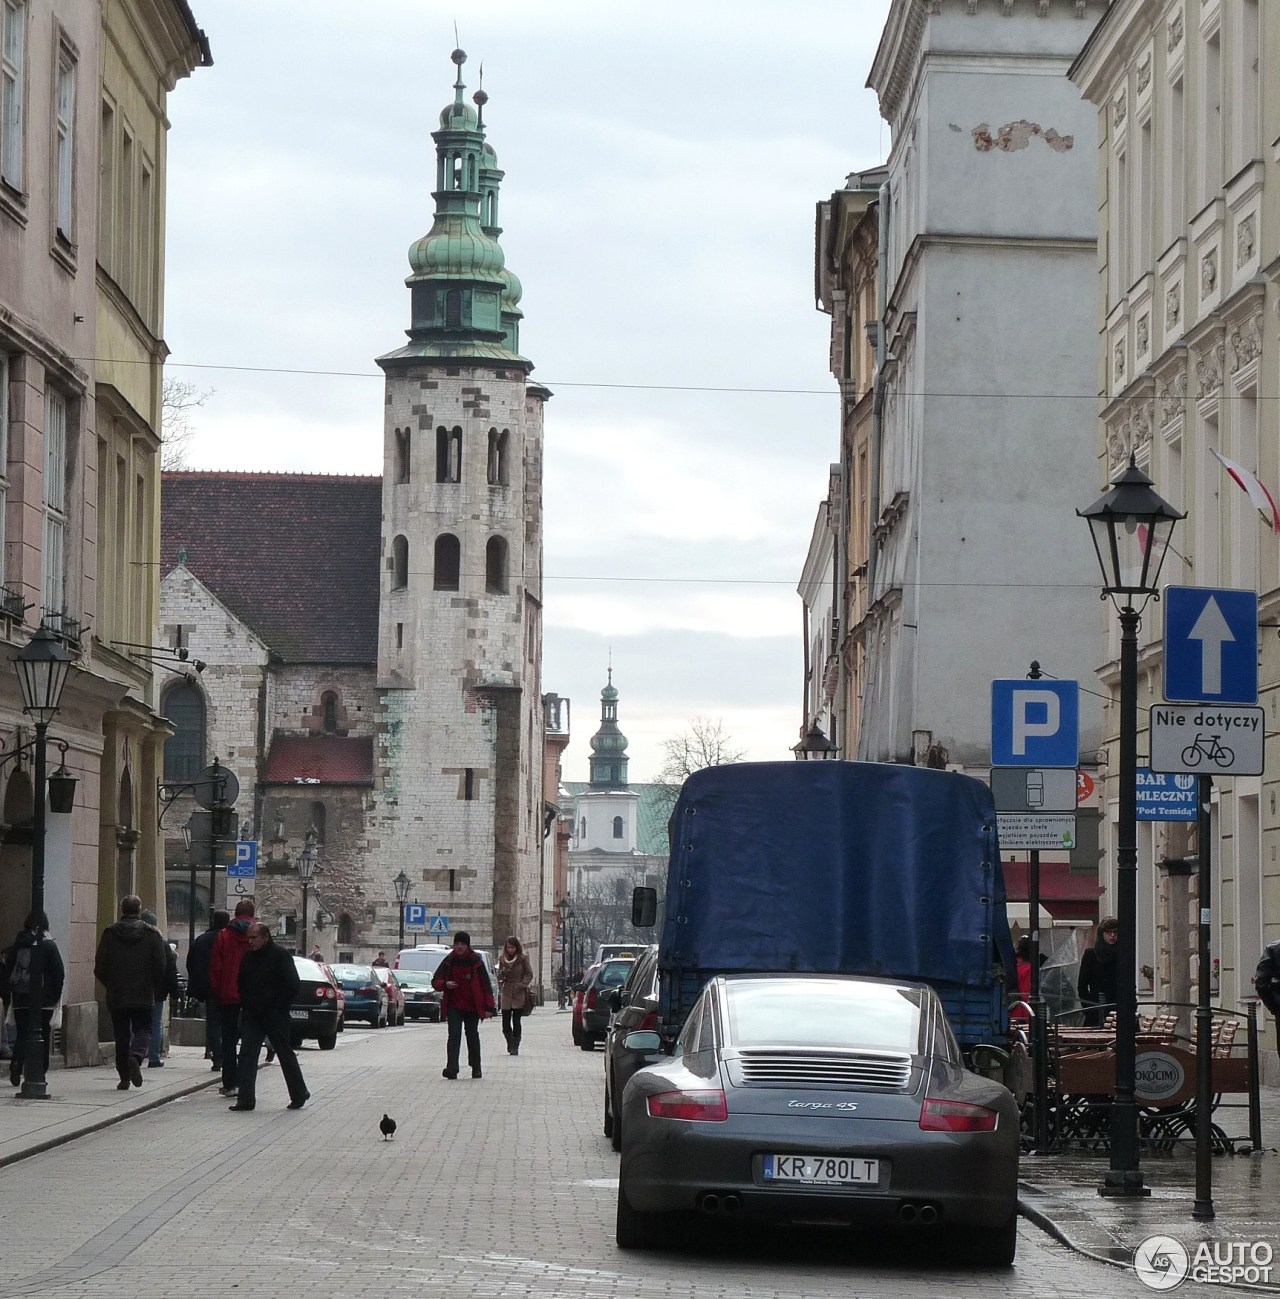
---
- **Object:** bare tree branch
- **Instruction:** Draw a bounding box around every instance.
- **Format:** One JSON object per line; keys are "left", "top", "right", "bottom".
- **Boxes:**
{"left": 161, "top": 377, "right": 214, "bottom": 470}
{"left": 654, "top": 716, "right": 746, "bottom": 802}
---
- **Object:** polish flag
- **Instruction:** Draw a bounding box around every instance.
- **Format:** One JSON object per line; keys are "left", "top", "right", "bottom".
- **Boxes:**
{"left": 1210, "top": 448, "right": 1280, "bottom": 535}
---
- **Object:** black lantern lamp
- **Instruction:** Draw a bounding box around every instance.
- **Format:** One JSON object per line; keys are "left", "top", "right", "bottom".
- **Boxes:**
{"left": 1078, "top": 456, "right": 1183, "bottom": 1200}
{"left": 15, "top": 625, "right": 75, "bottom": 727}
{"left": 47, "top": 741, "right": 77, "bottom": 814}
{"left": 792, "top": 721, "right": 837, "bottom": 760}
{"left": 1078, "top": 456, "right": 1184, "bottom": 604}
{"left": 394, "top": 869, "right": 411, "bottom": 951}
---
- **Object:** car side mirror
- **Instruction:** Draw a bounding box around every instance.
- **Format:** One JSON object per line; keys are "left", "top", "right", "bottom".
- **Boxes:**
{"left": 609, "top": 990, "right": 623, "bottom": 1013}
{"left": 632, "top": 886, "right": 657, "bottom": 927}
{"left": 623, "top": 1030, "right": 661, "bottom": 1052}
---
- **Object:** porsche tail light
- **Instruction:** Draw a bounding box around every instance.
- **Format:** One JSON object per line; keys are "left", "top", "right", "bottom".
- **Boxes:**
{"left": 919, "top": 1098, "right": 999, "bottom": 1132}
{"left": 647, "top": 1089, "right": 728, "bottom": 1122}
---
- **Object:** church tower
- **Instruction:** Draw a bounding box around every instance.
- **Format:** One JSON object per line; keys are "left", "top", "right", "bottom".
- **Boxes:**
{"left": 373, "top": 49, "right": 549, "bottom": 951}
{"left": 576, "top": 671, "right": 639, "bottom": 853}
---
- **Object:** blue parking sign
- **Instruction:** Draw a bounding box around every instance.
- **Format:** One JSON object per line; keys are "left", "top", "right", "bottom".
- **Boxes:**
{"left": 991, "top": 680, "right": 1079, "bottom": 767}
{"left": 403, "top": 903, "right": 427, "bottom": 928}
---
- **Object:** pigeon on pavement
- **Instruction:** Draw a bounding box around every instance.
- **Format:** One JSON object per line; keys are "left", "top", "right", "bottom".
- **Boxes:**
{"left": 380, "top": 1113, "right": 397, "bottom": 1140}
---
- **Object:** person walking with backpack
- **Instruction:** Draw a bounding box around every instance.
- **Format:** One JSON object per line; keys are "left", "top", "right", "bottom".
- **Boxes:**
{"left": 3, "top": 911, "right": 65, "bottom": 1087}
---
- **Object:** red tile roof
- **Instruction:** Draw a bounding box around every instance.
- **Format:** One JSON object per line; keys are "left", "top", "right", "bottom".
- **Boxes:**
{"left": 263, "top": 735, "right": 375, "bottom": 785}
{"left": 161, "top": 472, "right": 381, "bottom": 665}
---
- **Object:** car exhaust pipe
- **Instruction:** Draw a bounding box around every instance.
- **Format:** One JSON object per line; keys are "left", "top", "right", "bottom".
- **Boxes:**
{"left": 722, "top": 1194, "right": 743, "bottom": 1214}
{"left": 899, "top": 1203, "right": 918, "bottom": 1224}
{"left": 701, "top": 1193, "right": 721, "bottom": 1214}
{"left": 918, "top": 1204, "right": 938, "bottom": 1225}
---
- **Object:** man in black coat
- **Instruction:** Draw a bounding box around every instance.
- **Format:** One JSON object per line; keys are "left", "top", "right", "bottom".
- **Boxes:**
{"left": 229, "top": 924, "right": 309, "bottom": 1112}
{"left": 187, "top": 909, "right": 229, "bottom": 1072}
{"left": 1255, "top": 939, "right": 1280, "bottom": 1060}
{"left": 94, "top": 895, "right": 168, "bottom": 1089}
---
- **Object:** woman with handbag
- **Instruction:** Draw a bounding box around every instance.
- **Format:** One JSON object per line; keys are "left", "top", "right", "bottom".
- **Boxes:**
{"left": 497, "top": 936, "right": 534, "bottom": 1056}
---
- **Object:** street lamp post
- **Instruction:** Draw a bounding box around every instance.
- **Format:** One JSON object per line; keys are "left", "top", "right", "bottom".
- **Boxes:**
{"left": 297, "top": 828, "right": 318, "bottom": 957}
{"left": 13, "top": 624, "right": 76, "bottom": 1100}
{"left": 792, "top": 721, "right": 837, "bottom": 760}
{"left": 394, "top": 870, "right": 411, "bottom": 952}
{"left": 182, "top": 821, "right": 196, "bottom": 957}
{"left": 1079, "top": 456, "right": 1183, "bottom": 1198}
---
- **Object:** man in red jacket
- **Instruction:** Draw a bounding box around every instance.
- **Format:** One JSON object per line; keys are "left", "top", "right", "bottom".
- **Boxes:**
{"left": 208, "top": 900, "right": 255, "bottom": 1096}
{"left": 432, "top": 932, "right": 495, "bottom": 1079}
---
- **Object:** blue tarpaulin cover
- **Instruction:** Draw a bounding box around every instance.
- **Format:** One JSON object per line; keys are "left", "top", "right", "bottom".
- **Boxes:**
{"left": 659, "top": 762, "right": 1015, "bottom": 1018}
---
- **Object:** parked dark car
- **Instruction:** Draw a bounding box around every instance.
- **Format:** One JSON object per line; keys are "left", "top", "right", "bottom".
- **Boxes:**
{"left": 329, "top": 963, "right": 390, "bottom": 1027}
{"left": 393, "top": 967, "right": 442, "bottom": 1021}
{"left": 288, "top": 956, "right": 341, "bottom": 1050}
{"left": 372, "top": 965, "right": 407, "bottom": 1026}
{"left": 578, "top": 956, "right": 636, "bottom": 1052}
{"left": 571, "top": 962, "right": 600, "bottom": 1048}
{"left": 603, "top": 944, "right": 660, "bottom": 1150}
{"left": 615, "top": 973, "right": 1020, "bottom": 1264}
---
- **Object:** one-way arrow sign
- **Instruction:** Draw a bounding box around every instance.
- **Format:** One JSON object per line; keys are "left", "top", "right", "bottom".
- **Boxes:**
{"left": 1164, "top": 586, "right": 1258, "bottom": 705}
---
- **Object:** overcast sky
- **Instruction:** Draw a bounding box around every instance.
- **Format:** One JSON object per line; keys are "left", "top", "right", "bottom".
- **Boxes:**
{"left": 163, "top": 0, "right": 895, "bottom": 782}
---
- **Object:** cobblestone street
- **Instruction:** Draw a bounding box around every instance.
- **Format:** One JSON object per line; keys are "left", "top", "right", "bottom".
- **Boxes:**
{"left": 0, "top": 1012, "right": 1205, "bottom": 1299}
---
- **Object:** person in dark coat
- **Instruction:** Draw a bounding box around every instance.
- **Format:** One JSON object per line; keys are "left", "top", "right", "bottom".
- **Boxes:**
{"left": 140, "top": 910, "right": 180, "bottom": 1067}
{"left": 208, "top": 900, "right": 255, "bottom": 1097}
{"left": 1254, "top": 939, "right": 1280, "bottom": 1060}
{"left": 1077, "top": 916, "right": 1120, "bottom": 1027}
{"left": 94, "top": 895, "right": 168, "bottom": 1089}
{"left": 187, "top": 909, "right": 229, "bottom": 1071}
{"left": 229, "top": 924, "right": 309, "bottom": 1111}
{"left": 433, "top": 931, "right": 496, "bottom": 1079}
{"left": 3, "top": 911, "right": 65, "bottom": 1086}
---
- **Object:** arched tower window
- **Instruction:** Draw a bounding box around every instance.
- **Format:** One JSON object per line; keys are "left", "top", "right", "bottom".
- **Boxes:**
{"left": 394, "top": 428, "right": 411, "bottom": 483}
{"left": 612, "top": 815, "right": 624, "bottom": 839}
{"left": 486, "top": 191, "right": 498, "bottom": 226}
{"left": 337, "top": 913, "right": 355, "bottom": 944}
{"left": 391, "top": 535, "right": 409, "bottom": 589}
{"left": 485, "top": 536, "right": 508, "bottom": 593}
{"left": 162, "top": 684, "right": 205, "bottom": 783}
{"left": 321, "top": 692, "right": 338, "bottom": 733}
{"left": 434, "top": 534, "right": 460, "bottom": 591}
{"left": 466, "top": 154, "right": 476, "bottom": 189}
{"left": 436, "top": 426, "right": 461, "bottom": 482}
{"left": 487, "top": 428, "right": 509, "bottom": 486}
{"left": 579, "top": 817, "right": 586, "bottom": 838}
{"left": 450, "top": 153, "right": 462, "bottom": 189}
{"left": 310, "top": 801, "right": 326, "bottom": 845}
{"left": 445, "top": 290, "right": 461, "bottom": 328}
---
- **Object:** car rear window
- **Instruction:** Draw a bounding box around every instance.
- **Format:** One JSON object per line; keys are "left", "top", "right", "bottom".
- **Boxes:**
{"left": 331, "top": 965, "right": 374, "bottom": 983}
{"left": 394, "top": 970, "right": 435, "bottom": 988}
{"left": 597, "top": 961, "right": 634, "bottom": 989}
{"left": 724, "top": 979, "right": 925, "bottom": 1054}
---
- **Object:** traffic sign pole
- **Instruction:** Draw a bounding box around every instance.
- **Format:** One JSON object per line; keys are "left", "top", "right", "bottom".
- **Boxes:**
{"left": 1193, "top": 775, "right": 1215, "bottom": 1220}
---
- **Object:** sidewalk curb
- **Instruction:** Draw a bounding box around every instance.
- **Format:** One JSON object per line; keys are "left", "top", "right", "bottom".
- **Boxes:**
{"left": 1018, "top": 1192, "right": 1280, "bottom": 1294}
{"left": 0, "top": 1075, "right": 221, "bottom": 1172}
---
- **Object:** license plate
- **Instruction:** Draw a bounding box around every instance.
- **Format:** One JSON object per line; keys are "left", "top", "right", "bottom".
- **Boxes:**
{"left": 289, "top": 1009, "right": 309, "bottom": 1020}
{"left": 763, "top": 1154, "right": 879, "bottom": 1185}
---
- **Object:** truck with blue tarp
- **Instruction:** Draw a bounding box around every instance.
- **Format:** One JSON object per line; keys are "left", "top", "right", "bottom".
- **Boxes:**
{"left": 645, "top": 760, "right": 1016, "bottom": 1059}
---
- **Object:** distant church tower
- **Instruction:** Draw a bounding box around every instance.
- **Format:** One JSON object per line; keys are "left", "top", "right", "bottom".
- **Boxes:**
{"left": 373, "top": 48, "right": 549, "bottom": 949}
{"left": 576, "top": 671, "right": 639, "bottom": 852}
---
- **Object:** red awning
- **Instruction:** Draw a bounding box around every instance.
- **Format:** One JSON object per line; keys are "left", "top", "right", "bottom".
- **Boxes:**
{"left": 1001, "top": 860, "right": 1102, "bottom": 923}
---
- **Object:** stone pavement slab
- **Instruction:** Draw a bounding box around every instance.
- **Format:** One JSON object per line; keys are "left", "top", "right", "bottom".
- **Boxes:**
{"left": 0, "top": 1044, "right": 219, "bottom": 1168}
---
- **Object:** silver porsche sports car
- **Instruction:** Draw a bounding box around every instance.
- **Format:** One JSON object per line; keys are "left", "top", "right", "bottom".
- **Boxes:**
{"left": 616, "top": 973, "right": 1020, "bottom": 1264}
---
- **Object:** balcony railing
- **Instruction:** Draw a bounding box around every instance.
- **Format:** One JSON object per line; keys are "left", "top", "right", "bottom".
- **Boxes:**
{"left": 40, "top": 609, "right": 86, "bottom": 651}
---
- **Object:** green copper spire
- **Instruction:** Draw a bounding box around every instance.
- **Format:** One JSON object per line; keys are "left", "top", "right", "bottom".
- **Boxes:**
{"left": 589, "top": 668, "right": 630, "bottom": 788}
{"left": 379, "top": 48, "right": 529, "bottom": 370}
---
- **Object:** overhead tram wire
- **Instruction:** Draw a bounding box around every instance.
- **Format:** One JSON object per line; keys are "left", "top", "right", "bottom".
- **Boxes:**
{"left": 73, "top": 354, "right": 1275, "bottom": 403}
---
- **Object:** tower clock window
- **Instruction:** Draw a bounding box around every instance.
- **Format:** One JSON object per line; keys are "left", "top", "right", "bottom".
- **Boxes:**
{"left": 436, "top": 426, "right": 461, "bottom": 482}
{"left": 485, "top": 535, "right": 508, "bottom": 593}
{"left": 391, "top": 534, "right": 409, "bottom": 589}
{"left": 434, "top": 533, "right": 460, "bottom": 591}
